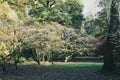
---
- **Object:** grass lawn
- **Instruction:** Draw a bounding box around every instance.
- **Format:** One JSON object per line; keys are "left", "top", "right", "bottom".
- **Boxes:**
{"left": 0, "top": 62, "right": 120, "bottom": 80}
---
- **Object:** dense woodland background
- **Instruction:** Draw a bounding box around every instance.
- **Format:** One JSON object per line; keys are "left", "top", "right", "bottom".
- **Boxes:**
{"left": 0, "top": 0, "right": 120, "bottom": 74}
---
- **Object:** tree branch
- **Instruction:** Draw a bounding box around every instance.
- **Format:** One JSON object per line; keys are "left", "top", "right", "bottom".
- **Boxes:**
{"left": 39, "top": 0, "right": 47, "bottom": 7}
{"left": 50, "top": 1, "right": 56, "bottom": 7}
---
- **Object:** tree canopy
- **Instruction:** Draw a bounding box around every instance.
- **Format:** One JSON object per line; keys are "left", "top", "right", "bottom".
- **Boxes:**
{"left": 29, "top": 0, "right": 84, "bottom": 28}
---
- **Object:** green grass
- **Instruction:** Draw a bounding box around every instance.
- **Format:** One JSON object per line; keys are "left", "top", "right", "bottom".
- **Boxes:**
{"left": 0, "top": 62, "right": 120, "bottom": 80}
{"left": 40, "top": 62, "right": 103, "bottom": 69}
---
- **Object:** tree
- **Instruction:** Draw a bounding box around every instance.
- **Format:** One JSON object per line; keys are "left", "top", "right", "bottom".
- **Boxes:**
{"left": 0, "top": 40, "right": 20, "bottom": 72}
{"left": 0, "top": 0, "right": 29, "bottom": 22}
{"left": 56, "top": 0, "right": 84, "bottom": 28}
{"left": 0, "top": 1, "right": 18, "bottom": 22}
{"left": 0, "top": 41, "right": 10, "bottom": 72}
{"left": 102, "top": 0, "right": 119, "bottom": 71}
{"left": 29, "top": 0, "right": 84, "bottom": 28}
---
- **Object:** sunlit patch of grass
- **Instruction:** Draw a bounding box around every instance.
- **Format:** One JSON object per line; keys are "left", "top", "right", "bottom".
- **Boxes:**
{"left": 39, "top": 62, "right": 103, "bottom": 70}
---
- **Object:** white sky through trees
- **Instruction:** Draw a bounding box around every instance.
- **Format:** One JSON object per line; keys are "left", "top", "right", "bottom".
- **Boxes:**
{"left": 81, "top": 0, "right": 102, "bottom": 18}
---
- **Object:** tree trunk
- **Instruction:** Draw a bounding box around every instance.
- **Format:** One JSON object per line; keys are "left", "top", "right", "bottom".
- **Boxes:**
{"left": 102, "top": 41, "right": 114, "bottom": 71}
{"left": 42, "top": 54, "right": 46, "bottom": 62}
{"left": 46, "top": 0, "right": 50, "bottom": 7}
{"left": 36, "top": 56, "right": 41, "bottom": 65}
{"left": 1, "top": 60, "right": 6, "bottom": 72}
{"left": 14, "top": 54, "right": 19, "bottom": 69}
{"left": 102, "top": 0, "right": 119, "bottom": 71}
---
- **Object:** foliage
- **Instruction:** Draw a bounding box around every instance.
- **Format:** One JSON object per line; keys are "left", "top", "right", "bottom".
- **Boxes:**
{"left": 0, "top": 41, "right": 16, "bottom": 72}
{"left": 0, "top": 23, "right": 23, "bottom": 72}
{"left": 98, "top": 0, "right": 120, "bottom": 71}
{"left": 11, "top": 23, "right": 98, "bottom": 63}
{"left": 83, "top": 0, "right": 112, "bottom": 38}
{"left": 84, "top": 12, "right": 108, "bottom": 38}
{"left": 0, "top": 0, "right": 112, "bottom": 69}
{"left": 0, "top": 0, "right": 29, "bottom": 22}
{"left": 29, "top": 0, "right": 84, "bottom": 28}
{"left": 0, "top": 1, "right": 18, "bottom": 22}
{"left": 0, "top": 41, "right": 10, "bottom": 61}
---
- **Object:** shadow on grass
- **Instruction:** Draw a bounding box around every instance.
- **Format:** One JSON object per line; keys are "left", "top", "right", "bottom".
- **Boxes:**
{"left": 0, "top": 62, "right": 120, "bottom": 80}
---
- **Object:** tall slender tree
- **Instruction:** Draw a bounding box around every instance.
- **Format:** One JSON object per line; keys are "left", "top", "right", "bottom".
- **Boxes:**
{"left": 102, "top": 0, "right": 119, "bottom": 71}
